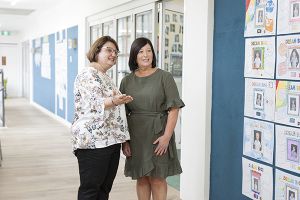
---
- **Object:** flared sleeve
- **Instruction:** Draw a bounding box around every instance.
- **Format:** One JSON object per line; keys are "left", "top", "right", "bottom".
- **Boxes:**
{"left": 163, "top": 71, "right": 185, "bottom": 110}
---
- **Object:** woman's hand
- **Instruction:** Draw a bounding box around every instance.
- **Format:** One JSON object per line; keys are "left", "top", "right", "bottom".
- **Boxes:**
{"left": 153, "top": 135, "right": 171, "bottom": 156}
{"left": 122, "top": 141, "right": 131, "bottom": 157}
{"left": 112, "top": 93, "right": 133, "bottom": 105}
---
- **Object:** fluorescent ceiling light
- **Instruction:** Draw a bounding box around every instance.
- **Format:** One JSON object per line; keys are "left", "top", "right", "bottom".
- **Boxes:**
{"left": 10, "top": 0, "right": 18, "bottom": 6}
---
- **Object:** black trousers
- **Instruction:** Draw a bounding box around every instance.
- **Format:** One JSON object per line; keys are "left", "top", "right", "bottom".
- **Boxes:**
{"left": 76, "top": 144, "right": 121, "bottom": 200}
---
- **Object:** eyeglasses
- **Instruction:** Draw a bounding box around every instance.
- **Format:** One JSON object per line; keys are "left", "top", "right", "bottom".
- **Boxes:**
{"left": 101, "top": 46, "right": 120, "bottom": 56}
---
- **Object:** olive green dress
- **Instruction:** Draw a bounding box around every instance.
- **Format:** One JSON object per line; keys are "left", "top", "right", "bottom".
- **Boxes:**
{"left": 120, "top": 68, "right": 185, "bottom": 180}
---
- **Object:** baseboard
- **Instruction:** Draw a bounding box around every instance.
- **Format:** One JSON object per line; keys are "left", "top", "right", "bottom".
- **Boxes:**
{"left": 30, "top": 102, "right": 71, "bottom": 128}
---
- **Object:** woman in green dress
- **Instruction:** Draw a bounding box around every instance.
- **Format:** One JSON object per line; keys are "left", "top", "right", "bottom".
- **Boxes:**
{"left": 120, "top": 37, "right": 184, "bottom": 200}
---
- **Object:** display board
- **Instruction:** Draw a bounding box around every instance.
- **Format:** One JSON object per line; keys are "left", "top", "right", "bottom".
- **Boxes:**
{"left": 212, "top": 0, "right": 300, "bottom": 199}
{"left": 32, "top": 25, "right": 78, "bottom": 123}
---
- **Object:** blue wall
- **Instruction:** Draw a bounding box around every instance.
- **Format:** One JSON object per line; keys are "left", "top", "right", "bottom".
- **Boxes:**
{"left": 210, "top": 0, "right": 246, "bottom": 199}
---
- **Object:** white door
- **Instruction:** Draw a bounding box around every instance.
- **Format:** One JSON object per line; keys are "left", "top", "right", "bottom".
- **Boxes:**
{"left": 0, "top": 44, "right": 22, "bottom": 97}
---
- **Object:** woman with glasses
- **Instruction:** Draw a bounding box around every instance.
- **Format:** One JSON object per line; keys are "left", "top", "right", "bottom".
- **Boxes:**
{"left": 120, "top": 37, "right": 184, "bottom": 200}
{"left": 71, "top": 36, "right": 133, "bottom": 200}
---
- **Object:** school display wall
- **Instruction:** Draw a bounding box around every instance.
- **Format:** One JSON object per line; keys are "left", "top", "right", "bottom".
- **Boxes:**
{"left": 212, "top": 0, "right": 300, "bottom": 199}
{"left": 32, "top": 25, "right": 78, "bottom": 123}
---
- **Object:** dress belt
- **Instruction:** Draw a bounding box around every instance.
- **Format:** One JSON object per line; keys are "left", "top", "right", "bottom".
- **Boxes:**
{"left": 128, "top": 111, "right": 167, "bottom": 116}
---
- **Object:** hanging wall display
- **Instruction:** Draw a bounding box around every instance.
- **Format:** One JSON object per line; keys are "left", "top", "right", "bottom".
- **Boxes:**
{"left": 278, "top": 0, "right": 300, "bottom": 34}
{"left": 244, "top": 0, "right": 277, "bottom": 37}
{"left": 275, "top": 81, "right": 300, "bottom": 127}
{"left": 244, "top": 37, "right": 276, "bottom": 78}
{"left": 41, "top": 38, "right": 51, "bottom": 79}
{"left": 243, "top": 117, "right": 274, "bottom": 164}
{"left": 33, "top": 38, "right": 42, "bottom": 68}
{"left": 275, "top": 125, "right": 300, "bottom": 173}
{"left": 55, "top": 30, "right": 68, "bottom": 114}
{"left": 275, "top": 169, "right": 300, "bottom": 200}
{"left": 242, "top": 157, "right": 273, "bottom": 200}
{"left": 244, "top": 78, "right": 276, "bottom": 121}
{"left": 276, "top": 34, "right": 300, "bottom": 80}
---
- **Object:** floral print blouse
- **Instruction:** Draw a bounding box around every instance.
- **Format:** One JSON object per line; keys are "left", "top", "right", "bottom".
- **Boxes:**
{"left": 71, "top": 64, "right": 130, "bottom": 152}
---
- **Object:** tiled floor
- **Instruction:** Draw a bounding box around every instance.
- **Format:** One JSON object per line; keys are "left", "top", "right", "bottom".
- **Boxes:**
{"left": 0, "top": 98, "right": 180, "bottom": 200}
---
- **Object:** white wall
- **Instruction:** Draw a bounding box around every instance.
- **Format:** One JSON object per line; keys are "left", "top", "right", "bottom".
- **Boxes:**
{"left": 180, "top": 0, "right": 214, "bottom": 199}
{"left": 21, "top": 0, "right": 132, "bottom": 78}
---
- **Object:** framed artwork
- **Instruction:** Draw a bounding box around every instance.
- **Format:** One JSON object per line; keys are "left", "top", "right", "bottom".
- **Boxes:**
{"left": 286, "top": 185, "right": 298, "bottom": 200}
{"left": 287, "top": 139, "right": 299, "bottom": 162}
{"left": 291, "top": 2, "right": 300, "bottom": 20}
{"left": 252, "top": 47, "right": 265, "bottom": 69}
{"left": 1, "top": 56, "right": 6, "bottom": 66}
{"left": 255, "top": 7, "right": 265, "bottom": 27}
{"left": 287, "top": 94, "right": 299, "bottom": 116}
{"left": 254, "top": 90, "right": 264, "bottom": 110}
{"left": 288, "top": 48, "right": 300, "bottom": 69}
{"left": 253, "top": 130, "right": 262, "bottom": 152}
{"left": 251, "top": 170, "right": 261, "bottom": 193}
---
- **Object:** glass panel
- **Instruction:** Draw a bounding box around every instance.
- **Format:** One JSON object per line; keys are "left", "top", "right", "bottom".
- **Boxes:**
{"left": 90, "top": 24, "right": 102, "bottom": 47}
{"left": 102, "top": 21, "right": 115, "bottom": 79}
{"left": 103, "top": 21, "right": 114, "bottom": 38}
{"left": 117, "top": 16, "right": 131, "bottom": 86}
{"left": 164, "top": 9, "right": 184, "bottom": 191}
{"left": 135, "top": 10, "right": 152, "bottom": 39}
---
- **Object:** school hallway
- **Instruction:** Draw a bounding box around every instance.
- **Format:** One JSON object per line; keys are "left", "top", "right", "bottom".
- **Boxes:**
{"left": 0, "top": 98, "right": 180, "bottom": 200}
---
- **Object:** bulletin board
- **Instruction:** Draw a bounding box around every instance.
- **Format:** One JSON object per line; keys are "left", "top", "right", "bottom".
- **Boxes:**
{"left": 212, "top": 0, "right": 300, "bottom": 199}
{"left": 32, "top": 25, "right": 78, "bottom": 123}
{"left": 211, "top": 0, "right": 250, "bottom": 199}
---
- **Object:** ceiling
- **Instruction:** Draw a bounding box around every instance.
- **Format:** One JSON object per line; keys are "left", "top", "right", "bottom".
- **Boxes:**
{"left": 0, "top": 0, "right": 61, "bottom": 32}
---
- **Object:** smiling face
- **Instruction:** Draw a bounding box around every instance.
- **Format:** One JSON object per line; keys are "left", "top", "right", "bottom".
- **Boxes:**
{"left": 96, "top": 41, "right": 118, "bottom": 70}
{"left": 255, "top": 132, "right": 260, "bottom": 140}
{"left": 136, "top": 43, "right": 153, "bottom": 69}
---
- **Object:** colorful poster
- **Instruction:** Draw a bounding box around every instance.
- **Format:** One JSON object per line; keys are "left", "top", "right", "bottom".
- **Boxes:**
{"left": 244, "top": 0, "right": 277, "bottom": 37}
{"left": 242, "top": 157, "right": 273, "bottom": 200}
{"left": 278, "top": 0, "right": 300, "bottom": 34}
{"left": 244, "top": 37, "right": 276, "bottom": 78}
{"left": 276, "top": 125, "right": 300, "bottom": 173}
{"left": 243, "top": 117, "right": 274, "bottom": 164}
{"left": 275, "top": 169, "right": 300, "bottom": 200}
{"left": 244, "top": 78, "right": 276, "bottom": 121}
{"left": 275, "top": 81, "right": 300, "bottom": 127}
{"left": 276, "top": 35, "right": 300, "bottom": 80}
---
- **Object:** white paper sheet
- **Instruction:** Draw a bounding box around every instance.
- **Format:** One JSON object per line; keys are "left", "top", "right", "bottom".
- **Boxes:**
{"left": 244, "top": 0, "right": 277, "bottom": 37}
{"left": 244, "top": 37, "right": 275, "bottom": 78}
{"left": 244, "top": 78, "right": 276, "bottom": 121}
{"left": 55, "top": 35, "right": 67, "bottom": 113}
{"left": 243, "top": 117, "right": 274, "bottom": 164}
{"left": 276, "top": 125, "right": 300, "bottom": 174}
{"left": 276, "top": 35, "right": 300, "bottom": 80}
{"left": 275, "top": 169, "right": 300, "bottom": 200}
{"left": 278, "top": 0, "right": 300, "bottom": 34}
{"left": 275, "top": 81, "right": 300, "bottom": 127}
{"left": 41, "top": 43, "right": 51, "bottom": 79}
{"left": 242, "top": 157, "right": 273, "bottom": 200}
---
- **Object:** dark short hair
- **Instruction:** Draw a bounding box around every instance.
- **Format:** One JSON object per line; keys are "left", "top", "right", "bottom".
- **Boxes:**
{"left": 86, "top": 36, "right": 119, "bottom": 63}
{"left": 128, "top": 37, "right": 157, "bottom": 71}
